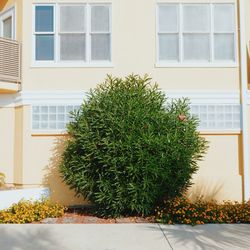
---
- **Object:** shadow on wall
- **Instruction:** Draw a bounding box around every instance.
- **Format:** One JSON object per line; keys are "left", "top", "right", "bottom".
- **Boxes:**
{"left": 187, "top": 135, "right": 244, "bottom": 202}
{"left": 187, "top": 179, "right": 224, "bottom": 202}
{"left": 43, "top": 136, "right": 89, "bottom": 206}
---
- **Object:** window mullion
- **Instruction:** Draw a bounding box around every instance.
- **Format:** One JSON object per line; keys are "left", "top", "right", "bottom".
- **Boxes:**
{"left": 86, "top": 4, "right": 91, "bottom": 63}
{"left": 179, "top": 3, "right": 182, "bottom": 63}
{"left": 109, "top": 4, "right": 112, "bottom": 62}
{"left": 233, "top": 3, "right": 237, "bottom": 63}
{"left": 91, "top": 31, "right": 110, "bottom": 34}
{"left": 55, "top": 4, "right": 58, "bottom": 63}
{"left": 210, "top": 3, "right": 214, "bottom": 63}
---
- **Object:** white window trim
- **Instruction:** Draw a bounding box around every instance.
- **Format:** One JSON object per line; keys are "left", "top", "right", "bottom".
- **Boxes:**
{"left": 0, "top": 6, "right": 16, "bottom": 40}
{"left": 32, "top": 3, "right": 112, "bottom": 68}
{"left": 156, "top": 2, "right": 238, "bottom": 68}
{"left": 0, "top": 90, "right": 241, "bottom": 134}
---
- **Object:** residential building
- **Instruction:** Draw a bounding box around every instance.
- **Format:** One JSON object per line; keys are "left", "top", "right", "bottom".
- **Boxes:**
{"left": 0, "top": 0, "right": 250, "bottom": 205}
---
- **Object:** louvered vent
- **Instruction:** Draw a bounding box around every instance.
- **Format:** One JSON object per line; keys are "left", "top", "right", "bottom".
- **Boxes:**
{"left": 0, "top": 37, "right": 21, "bottom": 83}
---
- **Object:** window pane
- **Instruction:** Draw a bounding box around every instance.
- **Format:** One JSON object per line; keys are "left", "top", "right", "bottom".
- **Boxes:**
{"left": 3, "top": 16, "right": 12, "bottom": 39}
{"left": 91, "top": 6, "right": 110, "bottom": 32}
{"left": 214, "top": 4, "right": 234, "bottom": 32}
{"left": 183, "top": 34, "right": 210, "bottom": 61}
{"left": 36, "top": 35, "right": 54, "bottom": 60}
{"left": 91, "top": 34, "right": 110, "bottom": 60}
{"left": 159, "top": 34, "right": 179, "bottom": 61}
{"left": 60, "top": 5, "right": 85, "bottom": 32}
{"left": 35, "top": 6, "right": 54, "bottom": 32}
{"left": 60, "top": 34, "right": 86, "bottom": 61}
{"left": 158, "top": 5, "right": 178, "bottom": 32}
{"left": 183, "top": 4, "right": 210, "bottom": 32}
{"left": 214, "top": 34, "right": 235, "bottom": 61}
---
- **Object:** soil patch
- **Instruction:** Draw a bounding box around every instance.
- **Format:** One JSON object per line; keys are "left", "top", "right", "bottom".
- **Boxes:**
{"left": 38, "top": 206, "right": 155, "bottom": 224}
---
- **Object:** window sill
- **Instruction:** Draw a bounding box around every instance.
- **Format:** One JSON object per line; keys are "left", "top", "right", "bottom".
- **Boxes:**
{"left": 31, "top": 129, "right": 241, "bottom": 136}
{"left": 155, "top": 62, "right": 238, "bottom": 68}
{"left": 31, "top": 130, "right": 68, "bottom": 136}
{"left": 30, "top": 62, "right": 114, "bottom": 68}
{"left": 198, "top": 129, "right": 241, "bottom": 135}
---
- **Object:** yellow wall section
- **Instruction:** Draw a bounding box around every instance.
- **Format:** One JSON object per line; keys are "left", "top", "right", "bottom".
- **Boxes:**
{"left": 189, "top": 135, "right": 242, "bottom": 201}
{"left": 246, "top": 106, "right": 250, "bottom": 197}
{"left": 17, "top": 106, "right": 88, "bottom": 205}
{"left": 0, "top": 0, "right": 248, "bottom": 205}
{"left": 18, "top": 106, "right": 243, "bottom": 204}
{"left": 28, "top": 133, "right": 242, "bottom": 204}
{"left": 28, "top": 135, "right": 89, "bottom": 206}
{"left": 246, "top": 0, "right": 250, "bottom": 85}
{"left": 0, "top": 107, "right": 15, "bottom": 184}
{"left": 0, "top": 0, "right": 9, "bottom": 10}
{"left": 13, "top": 106, "right": 23, "bottom": 184}
{"left": 21, "top": 0, "right": 240, "bottom": 91}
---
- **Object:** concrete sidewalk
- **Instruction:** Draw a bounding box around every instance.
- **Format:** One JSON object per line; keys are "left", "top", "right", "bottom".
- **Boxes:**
{"left": 0, "top": 224, "right": 249, "bottom": 250}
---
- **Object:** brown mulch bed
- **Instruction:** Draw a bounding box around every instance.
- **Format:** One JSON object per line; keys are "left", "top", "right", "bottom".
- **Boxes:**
{"left": 38, "top": 206, "right": 156, "bottom": 224}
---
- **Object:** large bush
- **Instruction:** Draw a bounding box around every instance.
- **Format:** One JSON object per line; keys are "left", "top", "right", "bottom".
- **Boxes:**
{"left": 60, "top": 75, "right": 208, "bottom": 217}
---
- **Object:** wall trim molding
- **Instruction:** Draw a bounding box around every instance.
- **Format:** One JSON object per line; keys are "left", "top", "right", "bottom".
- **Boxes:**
{"left": 16, "top": 91, "right": 86, "bottom": 106}
{"left": 166, "top": 90, "right": 240, "bottom": 104}
{"left": 0, "top": 90, "right": 241, "bottom": 108}
{"left": 246, "top": 91, "right": 250, "bottom": 104}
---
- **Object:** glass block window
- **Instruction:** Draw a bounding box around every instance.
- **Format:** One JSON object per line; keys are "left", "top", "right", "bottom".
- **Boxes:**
{"left": 32, "top": 104, "right": 241, "bottom": 132}
{"left": 190, "top": 104, "right": 241, "bottom": 130}
{"left": 34, "top": 4, "right": 111, "bottom": 63}
{"left": 32, "top": 105, "right": 80, "bottom": 131}
{"left": 157, "top": 3, "right": 236, "bottom": 63}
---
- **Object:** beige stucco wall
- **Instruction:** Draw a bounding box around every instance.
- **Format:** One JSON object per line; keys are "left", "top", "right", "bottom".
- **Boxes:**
{"left": 12, "top": 105, "right": 244, "bottom": 204}
{"left": 246, "top": 106, "right": 250, "bottom": 197}
{"left": 27, "top": 130, "right": 244, "bottom": 204}
{"left": 246, "top": 0, "right": 250, "bottom": 85}
{"left": 12, "top": 105, "right": 88, "bottom": 205}
{"left": 0, "top": 0, "right": 248, "bottom": 205}
{"left": 189, "top": 135, "right": 242, "bottom": 201}
{"left": 21, "top": 0, "right": 240, "bottom": 91}
{"left": 13, "top": 106, "right": 23, "bottom": 184}
{"left": 0, "top": 107, "right": 15, "bottom": 184}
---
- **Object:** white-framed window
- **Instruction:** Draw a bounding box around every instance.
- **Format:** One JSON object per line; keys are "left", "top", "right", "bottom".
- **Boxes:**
{"left": 0, "top": 7, "right": 15, "bottom": 39}
{"left": 33, "top": 3, "right": 112, "bottom": 66}
{"left": 34, "top": 4, "right": 55, "bottom": 61}
{"left": 157, "top": 3, "right": 237, "bottom": 67}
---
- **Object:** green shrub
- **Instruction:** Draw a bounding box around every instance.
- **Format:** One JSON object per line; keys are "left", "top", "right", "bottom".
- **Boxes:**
{"left": 0, "top": 199, "right": 65, "bottom": 224}
{"left": 155, "top": 196, "right": 250, "bottom": 225}
{"left": 60, "top": 74, "right": 208, "bottom": 217}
